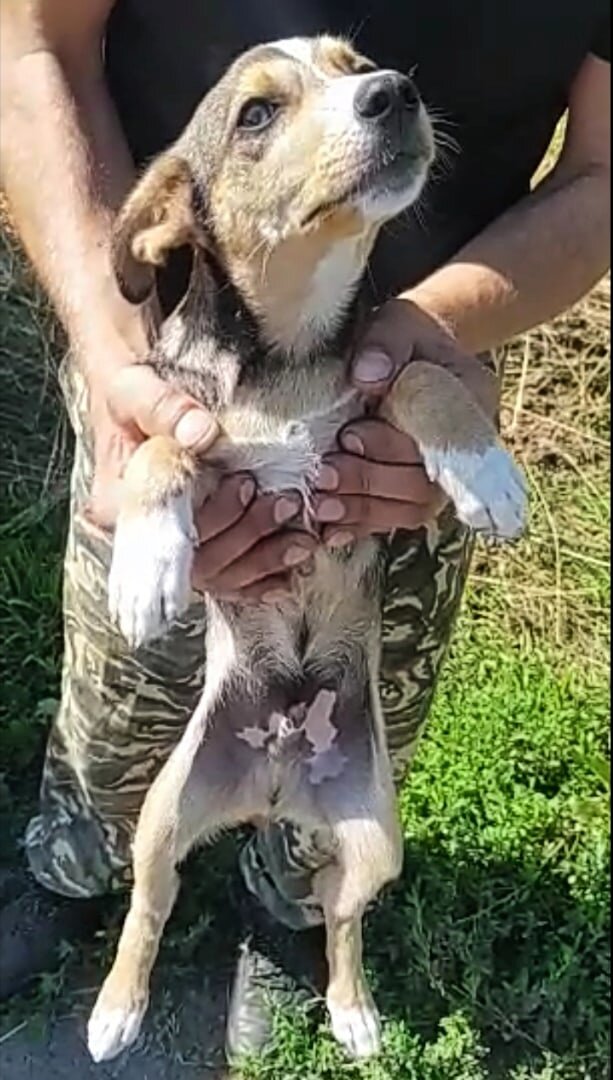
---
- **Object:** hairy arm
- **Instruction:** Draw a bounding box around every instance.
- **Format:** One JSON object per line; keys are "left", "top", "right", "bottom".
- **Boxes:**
{"left": 407, "top": 53, "right": 611, "bottom": 353}
{"left": 0, "top": 0, "right": 147, "bottom": 368}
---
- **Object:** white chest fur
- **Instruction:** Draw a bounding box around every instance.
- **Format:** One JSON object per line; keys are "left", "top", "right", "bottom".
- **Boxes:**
{"left": 210, "top": 368, "right": 359, "bottom": 504}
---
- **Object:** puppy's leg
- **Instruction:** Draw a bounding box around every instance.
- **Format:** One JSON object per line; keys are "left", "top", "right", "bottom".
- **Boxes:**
{"left": 108, "top": 435, "right": 211, "bottom": 646}
{"left": 381, "top": 360, "right": 526, "bottom": 538}
{"left": 87, "top": 751, "right": 223, "bottom": 1063}
{"left": 314, "top": 796, "right": 402, "bottom": 1059}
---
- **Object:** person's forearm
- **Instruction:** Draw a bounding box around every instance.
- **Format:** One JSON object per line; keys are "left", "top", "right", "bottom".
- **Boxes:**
{"left": 408, "top": 162, "right": 611, "bottom": 355}
{"left": 0, "top": 14, "right": 148, "bottom": 377}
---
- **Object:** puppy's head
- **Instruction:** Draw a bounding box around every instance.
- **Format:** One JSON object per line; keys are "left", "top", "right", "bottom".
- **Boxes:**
{"left": 113, "top": 36, "right": 434, "bottom": 348}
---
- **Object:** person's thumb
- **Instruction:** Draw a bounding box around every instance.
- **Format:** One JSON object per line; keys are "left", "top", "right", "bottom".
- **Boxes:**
{"left": 108, "top": 364, "right": 219, "bottom": 452}
{"left": 350, "top": 304, "right": 410, "bottom": 397}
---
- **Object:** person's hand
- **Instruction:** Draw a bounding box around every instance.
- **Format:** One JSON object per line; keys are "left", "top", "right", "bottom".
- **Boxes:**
{"left": 192, "top": 484, "right": 316, "bottom": 602}
{"left": 87, "top": 361, "right": 316, "bottom": 603}
{"left": 88, "top": 361, "right": 220, "bottom": 527}
{"left": 349, "top": 297, "right": 499, "bottom": 417}
{"left": 314, "top": 298, "right": 499, "bottom": 545}
{"left": 314, "top": 417, "right": 445, "bottom": 545}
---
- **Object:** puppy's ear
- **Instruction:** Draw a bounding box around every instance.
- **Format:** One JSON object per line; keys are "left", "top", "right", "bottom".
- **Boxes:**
{"left": 112, "top": 155, "right": 201, "bottom": 304}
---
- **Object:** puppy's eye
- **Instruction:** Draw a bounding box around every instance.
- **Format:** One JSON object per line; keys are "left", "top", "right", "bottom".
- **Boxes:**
{"left": 237, "top": 99, "right": 279, "bottom": 131}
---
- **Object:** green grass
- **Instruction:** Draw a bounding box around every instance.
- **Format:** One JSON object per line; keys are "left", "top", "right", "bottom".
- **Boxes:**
{"left": 234, "top": 622, "right": 609, "bottom": 1080}
{"left": 0, "top": 217, "right": 609, "bottom": 1078}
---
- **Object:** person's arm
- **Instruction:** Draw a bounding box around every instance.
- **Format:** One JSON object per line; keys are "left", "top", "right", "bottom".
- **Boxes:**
{"left": 317, "top": 53, "right": 611, "bottom": 543}
{"left": 407, "top": 53, "right": 611, "bottom": 354}
{"left": 0, "top": 0, "right": 145, "bottom": 367}
{"left": 1, "top": 0, "right": 316, "bottom": 600}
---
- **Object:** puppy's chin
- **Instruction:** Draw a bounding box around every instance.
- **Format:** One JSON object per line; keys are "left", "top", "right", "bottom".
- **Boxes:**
{"left": 357, "top": 159, "right": 430, "bottom": 222}
{"left": 295, "top": 156, "right": 429, "bottom": 236}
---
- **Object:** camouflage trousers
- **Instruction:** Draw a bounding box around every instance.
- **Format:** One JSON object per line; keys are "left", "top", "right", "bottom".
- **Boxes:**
{"left": 24, "top": 358, "right": 474, "bottom": 929}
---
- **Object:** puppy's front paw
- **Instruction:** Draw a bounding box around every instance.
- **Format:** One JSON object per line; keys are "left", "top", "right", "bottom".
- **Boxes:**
{"left": 109, "top": 491, "right": 197, "bottom": 647}
{"left": 328, "top": 998, "right": 382, "bottom": 1059}
{"left": 87, "top": 981, "right": 148, "bottom": 1063}
{"left": 422, "top": 443, "right": 527, "bottom": 539}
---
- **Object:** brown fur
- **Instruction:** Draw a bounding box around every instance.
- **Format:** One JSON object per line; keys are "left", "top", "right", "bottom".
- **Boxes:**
{"left": 112, "top": 156, "right": 202, "bottom": 305}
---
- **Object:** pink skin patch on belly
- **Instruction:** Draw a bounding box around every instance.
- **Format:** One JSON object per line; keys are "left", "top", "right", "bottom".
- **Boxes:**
{"left": 236, "top": 689, "right": 347, "bottom": 784}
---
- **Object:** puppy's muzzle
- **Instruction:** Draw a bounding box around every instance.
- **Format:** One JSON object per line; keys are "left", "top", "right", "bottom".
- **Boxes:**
{"left": 354, "top": 72, "right": 420, "bottom": 126}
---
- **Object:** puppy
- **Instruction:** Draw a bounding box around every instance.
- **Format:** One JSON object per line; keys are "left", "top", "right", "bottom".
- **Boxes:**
{"left": 87, "top": 35, "right": 526, "bottom": 1064}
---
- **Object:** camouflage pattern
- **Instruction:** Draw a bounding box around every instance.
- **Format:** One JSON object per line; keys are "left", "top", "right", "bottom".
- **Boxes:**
{"left": 24, "top": 354, "right": 474, "bottom": 918}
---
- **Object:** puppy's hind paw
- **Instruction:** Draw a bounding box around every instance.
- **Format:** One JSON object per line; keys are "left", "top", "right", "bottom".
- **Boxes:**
{"left": 87, "top": 992, "right": 148, "bottom": 1063}
{"left": 422, "top": 444, "right": 527, "bottom": 540}
{"left": 109, "top": 491, "right": 197, "bottom": 648}
{"left": 328, "top": 999, "right": 382, "bottom": 1059}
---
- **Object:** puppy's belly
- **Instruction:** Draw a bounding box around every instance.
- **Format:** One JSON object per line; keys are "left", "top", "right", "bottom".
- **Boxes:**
{"left": 186, "top": 663, "right": 377, "bottom": 829}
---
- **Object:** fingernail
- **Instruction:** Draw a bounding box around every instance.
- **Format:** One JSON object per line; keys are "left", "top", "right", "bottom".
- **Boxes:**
{"left": 263, "top": 589, "right": 290, "bottom": 605}
{"left": 316, "top": 498, "right": 345, "bottom": 523}
{"left": 353, "top": 348, "right": 393, "bottom": 384}
{"left": 317, "top": 464, "right": 339, "bottom": 491}
{"left": 274, "top": 496, "right": 301, "bottom": 525}
{"left": 283, "top": 545, "right": 312, "bottom": 568}
{"left": 341, "top": 431, "right": 365, "bottom": 456}
{"left": 326, "top": 530, "right": 355, "bottom": 549}
{"left": 175, "top": 409, "right": 218, "bottom": 449}
{"left": 239, "top": 478, "right": 255, "bottom": 507}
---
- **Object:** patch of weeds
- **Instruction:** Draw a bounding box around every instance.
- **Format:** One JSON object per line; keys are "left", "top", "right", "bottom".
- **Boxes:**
{"left": 238, "top": 623, "right": 610, "bottom": 1079}
{"left": 238, "top": 1006, "right": 490, "bottom": 1080}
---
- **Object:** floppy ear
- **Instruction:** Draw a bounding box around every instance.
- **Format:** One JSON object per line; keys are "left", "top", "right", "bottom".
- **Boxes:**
{"left": 112, "top": 155, "right": 201, "bottom": 304}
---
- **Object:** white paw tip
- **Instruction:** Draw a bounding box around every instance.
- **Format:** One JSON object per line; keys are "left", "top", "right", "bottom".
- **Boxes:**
{"left": 109, "top": 495, "right": 196, "bottom": 647}
{"left": 328, "top": 1001, "right": 382, "bottom": 1059}
{"left": 87, "top": 1003, "right": 145, "bottom": 1063}
{"left": 423, "top": 444, "right": 527, "bottom": 540}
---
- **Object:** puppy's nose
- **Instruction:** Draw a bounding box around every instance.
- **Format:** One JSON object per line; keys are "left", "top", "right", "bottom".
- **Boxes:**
{"left": 354, "top": 72, "right": 419, "bottom": 122}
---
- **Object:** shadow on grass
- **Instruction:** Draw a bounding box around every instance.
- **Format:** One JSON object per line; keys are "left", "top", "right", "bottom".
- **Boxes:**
{"left": 363, "top": 836, "right": 610, "bottom": 1076}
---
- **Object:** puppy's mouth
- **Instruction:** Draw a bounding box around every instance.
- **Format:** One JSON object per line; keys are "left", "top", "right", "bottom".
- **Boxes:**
{"left": 300, "top": 148, "right": 429, "bottom": 229}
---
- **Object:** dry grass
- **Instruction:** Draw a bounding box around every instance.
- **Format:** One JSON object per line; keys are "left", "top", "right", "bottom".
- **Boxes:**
{"left": 471, "top": 276, "right": 611, "bottom": 665}
{"left": 458, "top": 116, "right": 611, "bottom": 667}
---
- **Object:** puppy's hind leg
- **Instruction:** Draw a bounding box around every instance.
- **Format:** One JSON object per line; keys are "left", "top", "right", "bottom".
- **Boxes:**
{"left": 313, "top": 797, "right": 402, "bottom": 1059}
{"left": 87, "top": 750, "right": 224, "bottom": 1063}
{"left": 87, "top": 814, "right": 179, "bottom": 1063}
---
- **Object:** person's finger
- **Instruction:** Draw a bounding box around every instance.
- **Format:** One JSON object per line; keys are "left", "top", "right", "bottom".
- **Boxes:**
{"left": 194, "top": 474, "right": 256, "bottom": 543}
{"left": 85, "top": 475, "right": 126, "bottom": 531}
{"left": 193, "top": 492, "right": 303, "bottom": 581}
{"left": 216, "top": 573, "right": 295, "bottom": 606}
{"left": 314, "top": 493, "right": 432, "bottom": 533}
{"left": 337, "top": 418, "right": 423, "bottom": 465}
{"left": 107, "top": 364, "right": 219, "bottom": 452}
{"left": 85, "top": 418, "right": 141, "bottom": 529}
{"left": 194, "top": 529, "right": 316, "bottom": 593}
{"left": 318, "top": 453, "right": 435, "bottom": 505}
{"left": 349, "top": 346, "right": 398, "bottom": 397}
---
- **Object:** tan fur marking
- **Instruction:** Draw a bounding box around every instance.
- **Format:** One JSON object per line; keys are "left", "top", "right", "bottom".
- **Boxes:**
{"left": 381, "top": 360, "right": 496, "bottom": 454}
{"left": 237, "top": 59, "right": 300, "bottom": 103}
{"left": 112, "top": 156, "right": 198, "bottom": 303}
{"left": 121, "top": 435, "right": 197, "bottom": 516}
{"left": 313, "top": 36, "right": 371, "bottom": 77}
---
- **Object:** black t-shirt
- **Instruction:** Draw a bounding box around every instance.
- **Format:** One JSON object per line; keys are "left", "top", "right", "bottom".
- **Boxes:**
{"left": 105, "top": 1, "right": 610, "bottom": 302}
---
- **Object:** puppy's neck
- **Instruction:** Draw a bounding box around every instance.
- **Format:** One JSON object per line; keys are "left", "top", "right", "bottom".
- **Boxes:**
{"left": 222, "top": 210, "right": 378, "bottom": 358}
